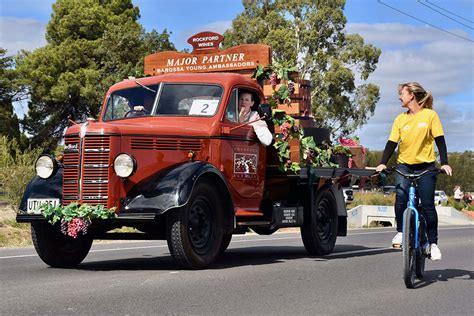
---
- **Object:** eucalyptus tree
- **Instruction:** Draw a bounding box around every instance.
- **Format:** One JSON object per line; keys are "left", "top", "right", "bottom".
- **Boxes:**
{"left": 224, "top": 0, "right": 381, "bottom": 136}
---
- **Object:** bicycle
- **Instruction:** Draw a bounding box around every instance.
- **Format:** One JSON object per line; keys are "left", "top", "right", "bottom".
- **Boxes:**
{"left": 383, "top": 167, "right": 443, "bottom": 288}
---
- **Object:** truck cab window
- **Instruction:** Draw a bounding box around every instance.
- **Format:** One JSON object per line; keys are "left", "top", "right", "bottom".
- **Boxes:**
{"left": 225, "top": 89, "right": 238, "bottom": 122}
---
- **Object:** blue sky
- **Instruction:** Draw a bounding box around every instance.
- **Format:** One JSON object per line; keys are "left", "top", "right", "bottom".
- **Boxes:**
{"left": 1, "top": 0, "right": 473, "bottom": 152}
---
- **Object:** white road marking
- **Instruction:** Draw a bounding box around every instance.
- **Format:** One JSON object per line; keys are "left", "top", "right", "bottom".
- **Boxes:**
{"left": 0, "top": 226, "right": 471, "bottom": 260}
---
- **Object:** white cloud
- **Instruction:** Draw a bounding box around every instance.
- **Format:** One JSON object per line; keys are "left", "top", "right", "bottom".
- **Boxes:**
{"left": 0, "top": 17, "right": 47, "bottom": 55}
{"left": 348, "top": 23, "right": 474, "bottom": 152}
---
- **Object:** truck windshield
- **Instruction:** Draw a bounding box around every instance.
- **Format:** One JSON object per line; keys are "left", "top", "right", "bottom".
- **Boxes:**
{"left": 155, "top": 84, "right": 222, "bottom": 116}
{"left": 103, "top": 83, "right": 222, "bottom": 121}
{"left": 103, "top": 84, "right": 158, "bottom": 121}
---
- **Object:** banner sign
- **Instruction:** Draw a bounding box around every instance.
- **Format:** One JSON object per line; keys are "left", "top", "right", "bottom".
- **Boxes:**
{"left": 144, "top": 32, "right": 271, "bottom": 75}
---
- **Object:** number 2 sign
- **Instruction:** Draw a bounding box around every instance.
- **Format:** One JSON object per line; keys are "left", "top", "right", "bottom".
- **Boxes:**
{"left": 189, "top": 99, "right": 219, "bottom": 116}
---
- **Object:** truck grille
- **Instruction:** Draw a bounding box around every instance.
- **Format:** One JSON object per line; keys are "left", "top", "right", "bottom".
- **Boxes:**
{"left": 131, "top": 138, "right": 201, "bottom": 151}
{"left": 63, "top": 135, "right": 111, "bottom": 206}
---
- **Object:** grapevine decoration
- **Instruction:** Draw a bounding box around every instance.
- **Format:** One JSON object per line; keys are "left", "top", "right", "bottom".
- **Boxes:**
{"left": 253, "top": 64, "right": 336, "bottom": 172}
{"left": 38, "top": 203, "right": 117, "bottom": 238}
{"left": 338, "top": 136, "right": 366, "bottom": 168}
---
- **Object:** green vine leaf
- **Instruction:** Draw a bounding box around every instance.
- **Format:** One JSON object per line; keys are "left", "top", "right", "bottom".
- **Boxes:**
{"left": 38, "top": 202, "right": 117, "bottom": 225}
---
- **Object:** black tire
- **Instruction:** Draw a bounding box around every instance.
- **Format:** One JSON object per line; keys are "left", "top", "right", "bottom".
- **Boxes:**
{"left": 416, "top": 216, "right": 428, "bottom": 278}
{"left": 31, "top": 223, "right": 92, "bottom": 268}
{"left": 251, "top": 227, "right": 278, "bottom": 235}
{"left": 166, "top": 180, "right": 224, "bottom": 269}
{"left": 301, "top": 189, "right": 338, "bottom": 255}
{"left": 415, "top": 251, "right": 425, "bottom": 279}
{"left": 403, "top": 208, "right": 416, "bottom": 288}
{"left": 219, "top": 233, "right": 232, "bottom": 255}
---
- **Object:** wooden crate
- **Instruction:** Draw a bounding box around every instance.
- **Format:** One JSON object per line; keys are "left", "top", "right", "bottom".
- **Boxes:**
{"left": 274, "top": 117, "right": 315, "bottom": 134}
{"left": 277, "top": 102, "right": 302, "bottom": 115}
{"left": 263, "top": 78, "right": 311, "bottom": 100}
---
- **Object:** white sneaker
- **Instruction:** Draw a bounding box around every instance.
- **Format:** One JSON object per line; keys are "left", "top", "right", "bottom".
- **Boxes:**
{"left": 430, "top": 244, "right": 442, "bottom": 260}
{"left": 392, "top": 232, "right": 403, "bottom": 248}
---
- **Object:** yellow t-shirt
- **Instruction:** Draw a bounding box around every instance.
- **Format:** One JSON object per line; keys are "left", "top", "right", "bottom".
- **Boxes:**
{"left": 389, "top": 109, "right": 444, "bottom": 164}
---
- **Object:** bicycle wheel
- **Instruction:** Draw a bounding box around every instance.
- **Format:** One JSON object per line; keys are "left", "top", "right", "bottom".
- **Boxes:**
{"left": 415, "top": 217, "right": 428, "bottom": 278}
{"left": 403, "top": 208, "right": 416, "bottom": 288}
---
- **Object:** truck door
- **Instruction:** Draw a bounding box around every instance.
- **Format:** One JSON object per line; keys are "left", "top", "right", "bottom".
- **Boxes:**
{"left": 220, "top": 88, "right": 266, "bottom": 214}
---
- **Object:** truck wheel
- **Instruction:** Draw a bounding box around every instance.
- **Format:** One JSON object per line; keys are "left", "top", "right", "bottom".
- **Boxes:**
{"left": 166, "top": 180, "right": 224, "bottom": 269}
{"left": 31, "top": 223, "right": 93, "bottom": 268}
{"left": 219, "top": 233, "right": 232, "bottom": 255}
{"left": 301, "top": 189, "right": 338, "bottom": 255}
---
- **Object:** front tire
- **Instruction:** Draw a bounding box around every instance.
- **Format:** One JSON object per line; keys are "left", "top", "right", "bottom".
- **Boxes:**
{"left": 31, "top": 223, "right": 92, "bottom": 268}
{"left": 301, "top": 189, "right": 338, "bottom": 255}
{"left": 403, "top": 208, "right": 416, "bottom": 288}
{"left": 166, "top": 180, "right": 224, "bottom": 269}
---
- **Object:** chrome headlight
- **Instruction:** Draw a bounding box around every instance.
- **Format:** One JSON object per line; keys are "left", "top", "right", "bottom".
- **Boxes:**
{"left": 113, "top": 153, "right": 136, "bottom": 178}
{"left": 35, "top": 155, "right": 57, "bottom": 179}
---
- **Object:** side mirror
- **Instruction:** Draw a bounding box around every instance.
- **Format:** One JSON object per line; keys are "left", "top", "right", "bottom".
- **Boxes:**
{"left": 257, "top": 103, "right": 272, "bottom": 121}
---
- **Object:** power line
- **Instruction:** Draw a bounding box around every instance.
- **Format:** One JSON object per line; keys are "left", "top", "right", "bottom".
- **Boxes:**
{"left": 426, "top": 0, "right": 474, "bottom": 24}
{"left": 377, "top": 0, "right": 474, "bottom": 43}
{"left": 418, "top": 0, "right": 473, "bottom": 30}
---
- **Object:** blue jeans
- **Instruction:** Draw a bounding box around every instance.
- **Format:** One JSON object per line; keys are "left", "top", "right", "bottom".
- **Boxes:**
{"left": 394, "top": 163, "right": 439, "bottom": 244}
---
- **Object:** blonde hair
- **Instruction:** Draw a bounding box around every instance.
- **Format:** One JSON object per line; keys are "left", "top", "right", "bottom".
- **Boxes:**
{"left": 398, "top": 82, "right": 433, "bottom": 109}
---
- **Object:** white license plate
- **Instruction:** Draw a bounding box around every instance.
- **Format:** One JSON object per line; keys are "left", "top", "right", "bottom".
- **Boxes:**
{"left": 27, "top": 198, "right": 60, "bottom": 214}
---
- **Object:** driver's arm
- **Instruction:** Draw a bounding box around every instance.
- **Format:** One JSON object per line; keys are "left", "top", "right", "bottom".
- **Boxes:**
{"left": 249, "top": 112, "right": 273, "bottom": 146}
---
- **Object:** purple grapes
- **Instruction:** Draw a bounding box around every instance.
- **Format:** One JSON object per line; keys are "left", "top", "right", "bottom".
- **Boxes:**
{"left": 270, "top": 73, "right": 278, "bottom": 88}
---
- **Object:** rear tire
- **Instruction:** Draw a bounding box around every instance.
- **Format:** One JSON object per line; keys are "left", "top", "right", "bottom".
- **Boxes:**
{"left": 301, "top": 189, "right": 338, "bottom": 255}
{"left": 31, "top": 223, "right": 92, "bottom": 268}
{"left": 166, "top": 180, "right": 224, "bottom": 269}
{"left": 403, "top": 208, "right": 416, "bottom": 288}
{"left": 219, "top": 233, "right": 232, "bottom": 255}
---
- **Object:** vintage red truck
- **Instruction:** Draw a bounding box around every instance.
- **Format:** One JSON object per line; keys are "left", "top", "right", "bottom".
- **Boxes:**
{"left": 16, "top": 33, "right": 372, "bottom": 269}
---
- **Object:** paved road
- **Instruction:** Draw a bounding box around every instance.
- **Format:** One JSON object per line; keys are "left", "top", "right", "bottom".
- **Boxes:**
{"left": 1, "top": 226, "right": 473, "bottom": 315}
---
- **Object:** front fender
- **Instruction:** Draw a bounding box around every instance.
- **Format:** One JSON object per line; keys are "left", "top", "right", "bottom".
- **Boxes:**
{"left": 18, "top": 168, "right": 63, "bottom": 213}
{"left": 123, "top": 161, "right": 229, "bottom": 214}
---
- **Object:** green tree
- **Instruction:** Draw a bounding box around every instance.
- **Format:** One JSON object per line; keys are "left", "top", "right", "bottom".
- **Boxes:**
{"left": 0, "top": 48, "right": 21, "bottom": 142}
{"left": 17, "top": 0, "right": 175, "bottom": 149}
{"left": 223, "top": 0, "right": 381, "bottom": 136}
{"left": 436, "top": 151, "right": 473, "bottom": 194}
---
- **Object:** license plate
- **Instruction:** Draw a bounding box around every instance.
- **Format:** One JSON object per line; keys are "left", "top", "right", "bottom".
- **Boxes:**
{"left": 27, "top": 198, "right": 60, "bottom": 214}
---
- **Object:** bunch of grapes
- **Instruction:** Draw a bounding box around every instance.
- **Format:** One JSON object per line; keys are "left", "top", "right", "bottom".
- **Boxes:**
{"left": 291, "top": 125, "right": 299, "bottom": 134}
{"left": 60, "top": 218, "right": 92, "bottom": 238}
{"left": 287, "top": 81, "right": 295, "bottom": 95}
{"left": 270, "top": 73, "right": 278, "bottom": 88}
{"left": 306, "top": 149, "right": 315, "bottom": 163}
{"left": 280, "top": 122, "right": 291, "bottom": 140}
{"left": 60, "top": 219, "right": 68, "bottom": 235}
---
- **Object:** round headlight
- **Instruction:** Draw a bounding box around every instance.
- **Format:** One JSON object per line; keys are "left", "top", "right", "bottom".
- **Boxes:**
{"left": 113, "top": 153, "right": 136, "bottom": 178}
{"left": 36, "top": 155, "right": 57, "bottom": 179}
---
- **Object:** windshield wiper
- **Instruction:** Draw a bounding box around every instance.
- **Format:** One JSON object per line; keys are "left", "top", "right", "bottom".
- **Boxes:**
{"left": 134, "top": 80, "right": 157, "bottom": 93}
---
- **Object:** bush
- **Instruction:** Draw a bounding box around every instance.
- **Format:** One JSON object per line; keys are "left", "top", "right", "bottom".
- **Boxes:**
{"left": 0, "top": 136, "right": 43, "bottom": 208}
{"left": 348, "top": 191, "right": 395, "bottom": 208}
{"left": 447, "top": 196, "right": 474, "bottom": 212}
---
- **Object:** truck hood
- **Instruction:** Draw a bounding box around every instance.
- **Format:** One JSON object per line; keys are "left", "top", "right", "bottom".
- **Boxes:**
{"left": 65, "top": 117, "right": 219, "bottom": 137}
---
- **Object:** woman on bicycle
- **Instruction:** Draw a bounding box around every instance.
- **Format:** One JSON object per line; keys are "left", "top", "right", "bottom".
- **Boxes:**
{"left": 375, "top": 82, "right": 452, "bottom": 260}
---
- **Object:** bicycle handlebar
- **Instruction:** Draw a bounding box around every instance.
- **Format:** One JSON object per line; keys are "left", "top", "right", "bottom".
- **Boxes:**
{"left": 381, "top": 167, "right": 445, "bottom": 181}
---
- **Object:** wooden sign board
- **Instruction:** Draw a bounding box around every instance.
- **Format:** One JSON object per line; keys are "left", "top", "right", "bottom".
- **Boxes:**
{"left": 144, "top": 32, "right": 271, "bottom": 76}
{"left": 187, "top": 31, "right": 223, "bottom": 54}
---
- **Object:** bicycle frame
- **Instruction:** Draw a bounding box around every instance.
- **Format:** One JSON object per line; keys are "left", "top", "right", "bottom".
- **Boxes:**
{"left": 404, "top": 185, "right": 423, "bottom": 249}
